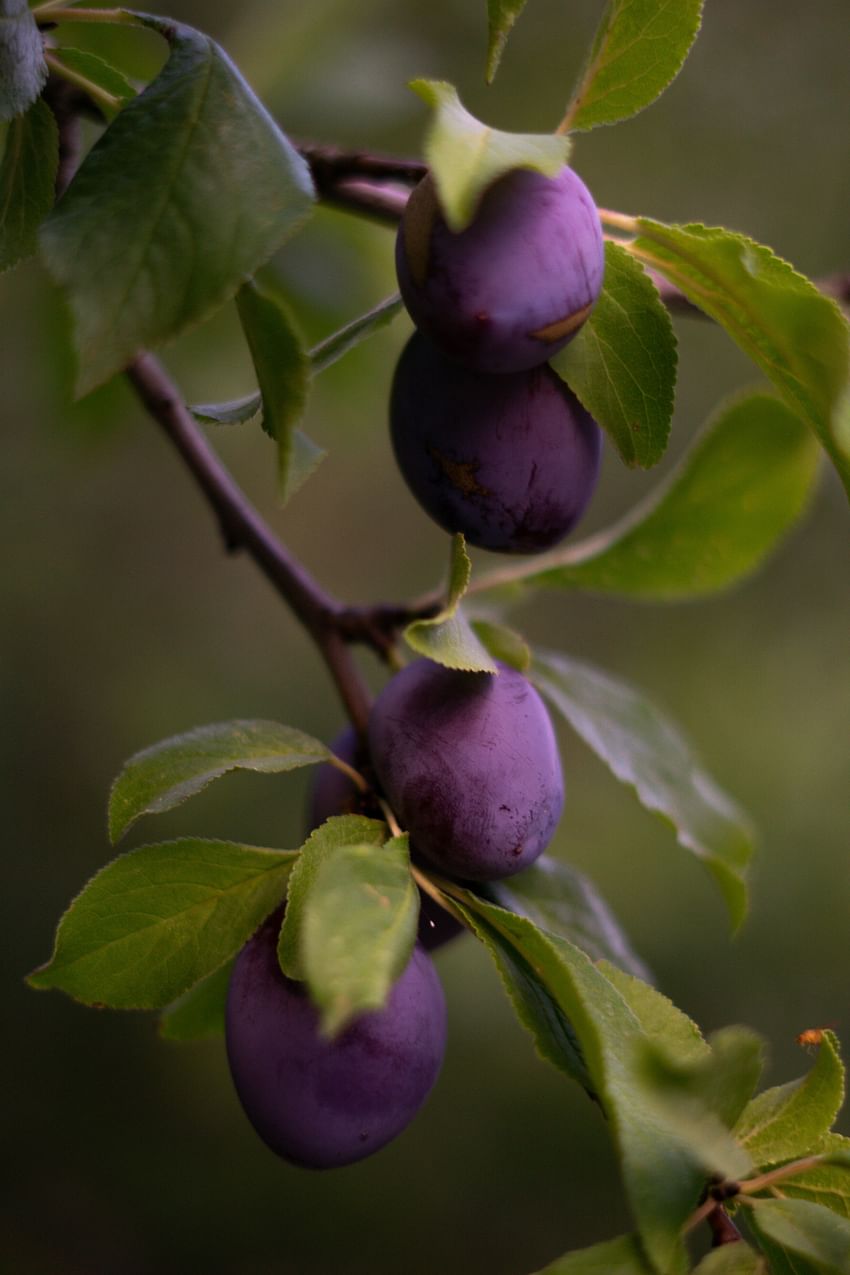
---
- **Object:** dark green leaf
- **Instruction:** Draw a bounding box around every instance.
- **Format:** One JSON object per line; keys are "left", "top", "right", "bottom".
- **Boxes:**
{"left": 309, "top": 293, "right": 404, "bottom": 374}
{"left": 481, "top": 856, "right": 651, "bottom": 981}
{"left": 552, "top": 241, "right": 676, "bottom": 468}
{"left": 410, "top": 79, "right": 570, "bottom": 231}
{"left": 158, "top": 960, "right": 233, "bottom": 1041}
{"left": 469, "top": 618, "right": 530, "bottom": 672}
{"left": 749, "top": 1198, "right": 850, "bottom": 1274}
{"left": 531, "top": 650, "right": 754, "bottom": 929}
{"left": 108, "top": 720, "right": 332, "bottom": 844}
{"left": 235, "top": 275, "right": 314, "bottom": 504}
{"left": 481, "top": 392, "right": 819, "bottom": 601}
{"left": 41, "top": 15, "right": 314, "bottom": 394}
{"left": 404, "top": 534, "right": 498, "bottom": 672}
{"left": 27, "top": 838, "right": 296, "bottom": 1008}
{"left": 190, "top": 393, "right": 261, "bottom": 426}
{"left": 562, "top": 0, "right": 703, "bottom": 132}
{"left": 0, "top": 95, "right": 56, "bottom": 272}
{"left": 278, "top": 815, "right": 388, "bottom": 980}
{"left": 0, "top": 0, "right": 47, "bottom": 121}
{"left": 302, "top": 835, "right": 418, "bottom": 1035}
{"left": 532, "top": 1234, "right": 653, "bottom": 1274}
{"left": 48, "top": 47, "right": 135, "bottom": 119}
{"left": 734, "top": 1032, "right": 845, "bottom": 1169}
{"left": 691, "top": 1247, "right": 766, "bottom": 1274}
{"left": 485, "top": 0, "right": 529, "bottom": 83}
{"left": 780, "top": 1135, "right": 850, "bottom": 1221}
{"left": 625, "top": 219, "right": 850, "bottom": 499}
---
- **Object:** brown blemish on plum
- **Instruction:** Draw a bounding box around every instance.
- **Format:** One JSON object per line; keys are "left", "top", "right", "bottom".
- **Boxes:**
{"left": 428, "top": 447, "right": 491, "bottom": 498}
{"left": 403, "top": 176, "right": 439, "bottom": 286}
{"left": 530, "top": 302, "right": 593, "bottom": 343}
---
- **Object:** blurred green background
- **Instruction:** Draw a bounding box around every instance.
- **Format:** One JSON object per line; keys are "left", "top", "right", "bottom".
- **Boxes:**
{"left": 4, "top": 1, "right": 849, "bottom": 1271}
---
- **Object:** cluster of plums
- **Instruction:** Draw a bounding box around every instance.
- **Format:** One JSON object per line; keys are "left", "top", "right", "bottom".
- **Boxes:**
{"left": 226, "top": 163, "right": 606, "bottom": 1169}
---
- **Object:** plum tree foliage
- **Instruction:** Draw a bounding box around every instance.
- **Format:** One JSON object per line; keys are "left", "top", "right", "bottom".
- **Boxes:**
{"left": 14, "top": 0, "right": 850, "bottom": 1270}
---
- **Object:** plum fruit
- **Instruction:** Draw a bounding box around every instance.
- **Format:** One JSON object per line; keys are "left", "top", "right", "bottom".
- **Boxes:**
{"left": 390, "top": 331, "right": 602, "bottom": 553}
{"left": 226, "top": 913, "right": 447, "bottom": 1169}
{"left": 396, "top": 165, "right": 604, "bottom": 373}
{"left": 307, "top": 725, "right": 464, "bottom": 950}
{"left": 368, "top": 660, "right": 563, "bottom": 881}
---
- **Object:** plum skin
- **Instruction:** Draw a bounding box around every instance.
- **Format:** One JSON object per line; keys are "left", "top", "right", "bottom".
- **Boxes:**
{"left": 226, "top": 913, "right": 447, "bottom": 1169}
{"left": 307, "top": 725, "right": 465, "bottom": 950}
{"left": 390, "top": 332, "right": 602, "bottom": 554}
{"left": 396, "top": 165, "right": 604, "bottom": 374}
{"left": 368, "top": 660, "right": 564, "bottom": 881}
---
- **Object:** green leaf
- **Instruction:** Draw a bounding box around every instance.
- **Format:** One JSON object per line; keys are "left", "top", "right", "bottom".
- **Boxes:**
{"left": 404, "top": 534, "right": 498, "bottom": 672}
{"left": 278, "top": 815, "right": 389, "bottom": 980}
{"left": 235, "top": 275, "right": 314, "bottom": 504}
{"left": 485, "top": 0, "right": 529, "bottom": 84}
{"left": 532, "top": 1233, "right": 653, "bottom": 1274}
{"left": 108, "top": 720, "right": 331, "bottom": 844}
{"left": 780, "top": 1135, "right": 850, "bottom": 1221}
{"left": 190, "top": 393, "right": 262, "bottom": 426}
{"left": 481, "top": 856, "right": 651, "bottom": 981}
{"left": 158, "top": 959, "right": 233, "bottom": 1041}
{"left": 27, "top": 838, "right": 295, "bottom": 1008}
{"left": 302, "top": 834, "right": 418, "bottom": 1036}
{"left": 600, "top": 963, "right": 707, "bottom": 1064}
{"left": 562, "top": 0, "right": 703, "bottom": 133}
{"left": 626, "top": 219, "right": 850, "bottom": 499}
{"left": 691, "top": 1246, "right": 766, "bottom": 1274}
{"left": 749, "top": 1199, "right": 850, "bottom": 1274}
{"left": 552, "top": 241, "right": 676, "bottom": 468}
{"left": 309, "top": 293, "right": 404, "bottom": 374}
{"left": 484, "top": 392, "right": 820, "bottom": 601}
{"left": 734, "top": 1032, "right": 845, "bottom": 1169}
{"left": 531, "top": 649, "right": 754, "bottom": 929}
{"left": 410, "top": 79, "right": 570, "bottom": 231}
{"left": 49, "top": 47, "right": 135, "bottom": 119}
{"left": 469, "top": 618, "right": 530, "bottom": 672}
{"left": 638, "top": 1023, "right": 764, "bottom": 1131}
{"left": 0, "top": 0, "right": 47, "bottom": 122}
{"left": 0, "top": 95, "right": 56, "bottom": 272}
{"left": 41, "top": 14, "right": 314, "bottom": 395}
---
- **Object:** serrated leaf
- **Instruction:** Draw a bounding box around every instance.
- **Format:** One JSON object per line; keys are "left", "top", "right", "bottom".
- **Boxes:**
{"left": 235, "top": 274, "right": 313, "bottom": 504}
{"left": 278, "top": 815, "right": 388, "bottom": 980}
{"left": 749, "top": 1199, "right": 850, "bottom": 1275}
{"left": 109, "top": 720, "right": 331, "bottom": 844}
{"left": 691, "top": 1247, "right": 766, "bottom": 1275}
{"left": 626, "top": 220, "right": 850, "bottom": 500}
{"left": 734, "top": 1031, "right": 845, "bottom": 1169}
{"left": 301, "top": 834, "right": 418, "bottom": 1036}
{"left": 639, "top": 1023, "right": 764, "bottom": 1130}
{"left": 481, "top": 392, "right": 820, "bottom": 601}
{"left": 780, "top": 1136, "right": 850, "bottom": 1221}
{"left": 0, "top": 95, "right": 56, "bottom": 272}
{"left": 309, "top": 293, "right": 404, "bottom": 374}
{"left": 41, "top": 14, "right": 314, "bottom": 395}
{"left": 531, "top": 649, "right": 754, "bottom": 929}
{"left": 27, "top": 838, "right": 296, "bottom": 1008}
{"left": 481, "top": 856, "right": 651, "bottom": 981}
{"left": 411, "top": 79, "right": 570, "bottom": 231}
{"left": 532, "top": 1233, "right": 653, "bottom": 1274}
{"left": 552, "top": 241, "right": 676, "bottom": 468}
{"left": 0, "top": 0, "right": 47, "bottom": 122}
{"left": 469, "top": 618, "right": 530, "bottom": 672}
{"left": 600, "top": 964, "right": 707, "bottom": 1063}
{"left": 190, "top": 393, "right": 262, "bottom": 426}
{"left": 158, "top": 959, "right": 233, "bottom": 1041}
{"left": 404, "top": 534, "right": 498, "bottom": 672}
{"left": 563, "top": 0, "right": 703, "bottom": 133}
{"left": 49, "top": 47, "right": 135, "bottom": 119}
{"left": 485, "top": 0, "right": 529, "bottom": 84}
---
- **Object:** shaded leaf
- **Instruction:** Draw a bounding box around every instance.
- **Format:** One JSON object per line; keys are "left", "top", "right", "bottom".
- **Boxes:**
{"left": 310, "top": 293, "right": 404, "bottom": 374}
{"left": 404, "top": 534, "right": 498, "bottom": 672}
{"left": 158, "top": 960, "right": 233, "bottom": 1041}
{"left": 638, "top": 1023, "right": 764, "bottom": 1130}
{"left": 482, "top": 856, "right": 651, "bottom": 981}
{"left": 485, "top": 0, "right": 530, "bottom": 84}
{"left": 0, "top": 95, "right": 56, "bottom": 272}
{"left": 48, "top": 47, "right": 135, "bottom": 119}
{"left": 0, "top": 0, "right": 47, "bottom": 122}
{"left": 552, "top": 240, "right": 676, "bottom": 468}
{"left": 411, "top": 79, "right": 570, "bottom": 231}
{"left": 532, "top": 649, "right": 754, "bottom": 929}
{"left": 749, "top": 1198, "right": 850, "bottom": 1275}
{"left": 27, "top": 839, "right": 296, "bottom": 1008}
{"left": 302, "top": 835, "right": 418, "bottom": 1035}
{"left": 625, "top": 219, "right": 850, "bottom": 500}
{"left": 190, "top": 393, "right": 261, "bottom": 426}
{"left": 734, "top": 1031, "right": 845, "bottom": 1169}
{"left": 109, "top": 720, "right": 331, "bottom": 844}
{"left": 563, "top": 0, "right": 703, "bottom": 133}
{"left": 691, "top": 1246, "right": 766, "bottom": 1274}
{"left": 469, "top": 618, "right": 530, "bottom": 672}
{"left": 278, "top": 815, "right": 388, "bottom": 980}
{"left": 41, "top": 14, "right": 314, "bottom": 394}
{"left": 532, "top": 1233, "right": 653, "bottom": 1274}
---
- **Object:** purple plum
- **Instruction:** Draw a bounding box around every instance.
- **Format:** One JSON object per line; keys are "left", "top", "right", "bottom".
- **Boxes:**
{"left": 396, "top": 165, "right": 604, "bottom": 373}
{"left": 226, "top": 914, "right": 447, "bottom": 1169}
{"left": 390, "top": 331, "right": 602, "bottom": 553}
{"left": 368, "top": 660, "right": 564, "bottom": 881}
